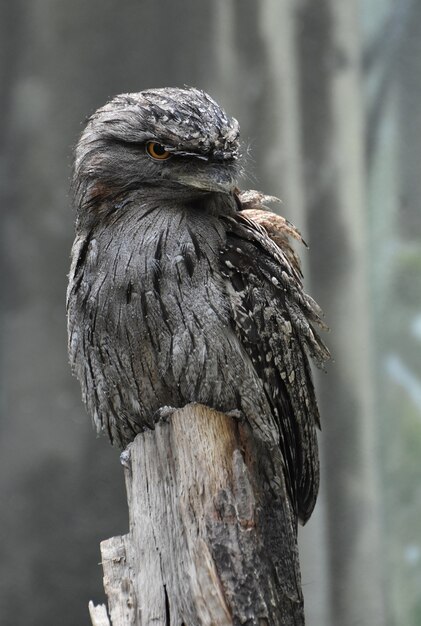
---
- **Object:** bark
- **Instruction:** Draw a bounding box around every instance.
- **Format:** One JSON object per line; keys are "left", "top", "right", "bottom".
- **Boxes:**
{"left": 90, "top": 404, "right": 305, "bottom": 626}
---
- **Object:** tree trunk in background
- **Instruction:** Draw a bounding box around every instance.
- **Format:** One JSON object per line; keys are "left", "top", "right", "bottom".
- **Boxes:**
{"left": 296, "top": 2, "right": 386, "bottom": 625}
{"left": 213, "top": 2, "right": 331, "bottom": 623}
{"left": 384, "top": 4, "right": 421, "bottom": 624}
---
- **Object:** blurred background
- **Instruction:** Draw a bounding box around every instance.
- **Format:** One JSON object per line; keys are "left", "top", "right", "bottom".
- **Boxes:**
{"left": 1, "top": 1, "right": 420, "bottom": 624}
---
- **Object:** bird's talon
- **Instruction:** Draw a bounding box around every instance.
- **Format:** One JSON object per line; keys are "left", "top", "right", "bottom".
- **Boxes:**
{"left": 226, "top": 409, "right": 245, "bottom": 422}
{"left": 154, "top": 406, "right": 176, "bottom": 423}
{"left": 120, "top": 449, "right": 131, "bottom": 469}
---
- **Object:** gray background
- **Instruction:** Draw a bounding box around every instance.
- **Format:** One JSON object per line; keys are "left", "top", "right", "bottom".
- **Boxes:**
{"left": 1, "top": 1, "right": 420, "bottom": 625}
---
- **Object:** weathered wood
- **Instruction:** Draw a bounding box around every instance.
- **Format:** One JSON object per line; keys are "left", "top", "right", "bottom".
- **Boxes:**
{"left": 100, "top": 536, "right": 136, "bottom": 626}
{"left": 88, "top": 601, "right": 111, "bottom": 626}
{"left": 90, "top": 404, "right": 304, "bottom": 625}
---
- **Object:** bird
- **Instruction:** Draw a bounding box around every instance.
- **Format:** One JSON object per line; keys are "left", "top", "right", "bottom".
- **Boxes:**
{"left": 67, "top": 87, "right": 329, "bottom": 524}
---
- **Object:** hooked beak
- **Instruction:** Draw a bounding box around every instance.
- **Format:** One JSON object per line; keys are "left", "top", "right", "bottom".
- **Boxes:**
{"left": 173, "top": 164, "right": 238, "bottom": 194}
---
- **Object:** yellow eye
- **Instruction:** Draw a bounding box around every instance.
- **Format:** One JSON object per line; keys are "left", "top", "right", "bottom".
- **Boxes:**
{"left": 146, "top": 141, "right": 171, "bottom": 160}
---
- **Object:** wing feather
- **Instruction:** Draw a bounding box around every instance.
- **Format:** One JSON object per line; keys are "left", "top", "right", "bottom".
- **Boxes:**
{"left": 221, "top": 194, "right": 329, "bottom": 523}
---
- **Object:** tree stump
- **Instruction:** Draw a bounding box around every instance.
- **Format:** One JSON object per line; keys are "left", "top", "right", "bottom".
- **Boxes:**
{"left": 89, "top": 404, "right": 305, "bottom": 625}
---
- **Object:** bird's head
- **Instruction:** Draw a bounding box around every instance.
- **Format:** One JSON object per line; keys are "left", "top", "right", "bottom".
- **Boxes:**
{"left": 73, "top": 87, "right": 241, "bottom": 220}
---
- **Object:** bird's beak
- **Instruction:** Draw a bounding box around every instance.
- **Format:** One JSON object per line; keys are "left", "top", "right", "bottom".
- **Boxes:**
{"left": 173, "top": 165, "right": 237, "bottom": 194}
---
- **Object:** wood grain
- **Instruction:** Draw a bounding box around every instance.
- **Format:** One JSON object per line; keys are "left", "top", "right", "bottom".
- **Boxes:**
{"left": 90, "top": 404, "right": 304, "bottom": 625}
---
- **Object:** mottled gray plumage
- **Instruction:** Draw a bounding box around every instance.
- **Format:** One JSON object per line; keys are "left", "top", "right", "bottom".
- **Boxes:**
{"left": 67, "top": 87, "right": 329, "bottom": 523}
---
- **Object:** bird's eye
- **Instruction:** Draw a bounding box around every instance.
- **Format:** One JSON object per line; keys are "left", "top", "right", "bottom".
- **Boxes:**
{"left": 146, "top": 142, "right": 171, "bottom": 160}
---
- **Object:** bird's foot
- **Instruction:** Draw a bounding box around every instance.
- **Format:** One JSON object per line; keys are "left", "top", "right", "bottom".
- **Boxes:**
{"left": 226, "top": 408, "right": 246, "bottom": 422}
{"left": 153, "top": 405, "right": 177, "bottom": 423}
{"left": 120, "top": 448, "right": 131, "bottom": 469}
